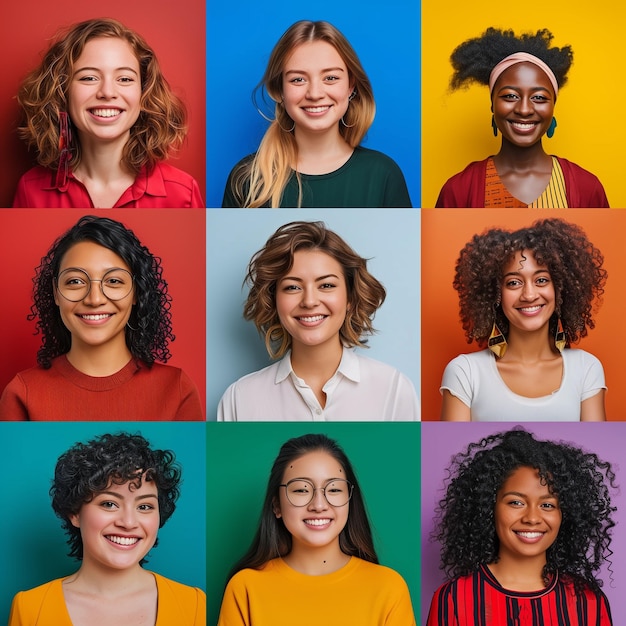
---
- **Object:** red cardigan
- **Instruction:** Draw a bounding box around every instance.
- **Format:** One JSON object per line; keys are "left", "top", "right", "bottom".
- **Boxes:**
{"left": 0, "top": 356, "right": 204, "bottom": 421}
{"left": 12, "top": 162, "right": 204, "bottom": 208}
{"left": 435, "top": 157, "right": 609, "bottom": 208}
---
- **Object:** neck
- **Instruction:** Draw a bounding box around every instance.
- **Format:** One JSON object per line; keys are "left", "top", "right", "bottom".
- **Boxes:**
{"left": 73, "top": 132, "right": 131, "bottom": 184}
{"left": 66, "top": 339, "right": 133, "bottom": 377}
{"left": 66, "top": 559, "right": 152, "bottom": 596}
{"left": 293, "top": 127, "right": 353, "bottom": 173}
{"left": 500, "top": 326, "right": 558, "bottom": 363}
{"left": 495, "top": 139, "right": 550, "bottom": 170}
{"left": 283, "top": 540, "right": 350, "bottom": 576}
{"left": 290, "top": 340, "right": 343, "bottom": 382}
{"left": 488, "top": 553, "right": 548, "bottom": 591}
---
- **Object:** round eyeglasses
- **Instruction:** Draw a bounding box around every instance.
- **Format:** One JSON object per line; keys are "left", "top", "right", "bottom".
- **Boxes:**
{"left": 279, "top": 478, "right": 353, "bottom": 507}
{"left": 55, "top": 268, "right": 134, "bottom": 302}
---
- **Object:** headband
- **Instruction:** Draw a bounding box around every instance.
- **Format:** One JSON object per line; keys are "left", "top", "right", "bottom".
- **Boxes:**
{"left": 489, "top": 52, "right": 559, "bottom": 97}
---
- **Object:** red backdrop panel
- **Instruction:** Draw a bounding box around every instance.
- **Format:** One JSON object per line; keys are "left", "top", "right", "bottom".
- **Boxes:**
{"left": 0, "top": 0, "right": 205, "bottom": 207}
{"left": 0, "top": 209, "right": 206, "bottom": 417}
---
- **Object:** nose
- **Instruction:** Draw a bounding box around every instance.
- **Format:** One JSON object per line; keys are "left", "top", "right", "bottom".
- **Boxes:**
{"left": 97, "top": 76, "right": 117, "bottom": 100}
{"left": 522, "top": 505, "right": 541, "bottom": 524}
{"left": 514, "top": 95, "right": 533, "bottom": 116}
{"left": 306, "top": 78, "right": 323, "bottom": 100}
{"left": 307, "top": 488, "right": 329, "bottom": 511}
{"left": 520, "top": 281, "right": 537, "bottom": 301}
{"left": 300, "top": 285, "right": 319, "bottom": 308}
{"left": 115, "top": 505, "right": 139, "bottom": 529}
{"left": 82, "top": 279, "right": 107, "bottom": 306}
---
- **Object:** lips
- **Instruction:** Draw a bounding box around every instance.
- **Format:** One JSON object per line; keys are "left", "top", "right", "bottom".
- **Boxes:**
{"left": 302, "top": 106, "right": 331, "bottom": 113}
{"left": 297, "top": 315, "right": 326, "bottom": 323}
{"left": 89, "top": 108, "right": 123, "bottom": 118}
{"left": 304, "top": 518, "right": 332, "bottom": 527}
{"left": 105, "top": 535, "right": 140, "bottom": 546}
{"left": 516, "top": 305, "right": 543, "bottom": 314}
{"left": 78, "top": 313, "right": 113, "bottom": 321}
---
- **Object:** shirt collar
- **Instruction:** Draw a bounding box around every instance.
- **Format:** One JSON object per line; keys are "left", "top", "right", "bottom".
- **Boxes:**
{"left": 274, "top": 346, "right": 361, "bottom": 384}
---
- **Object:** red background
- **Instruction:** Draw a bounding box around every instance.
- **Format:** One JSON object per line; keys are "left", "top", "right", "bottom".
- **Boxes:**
{"left": 422, "top": 209, "right": 626, "bottom": 421}
{"left": 0, "top": 209, "right": 206, "bottom": 417}
{"left": 0, "top": 0, "right": 206, "bottom": 207}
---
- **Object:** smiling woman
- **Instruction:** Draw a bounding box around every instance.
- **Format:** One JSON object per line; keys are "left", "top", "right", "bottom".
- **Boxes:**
{"left": 12, "top": 18, "right": 203, "bottom": 208}
{"left": 0, "top": 215, "right": 203, "bottom": 420}
{"left": 7, "top": 432, "right": 205, "bottom": 626}
{"left": 435, "top": 28, "right": 609, "bottom": 207}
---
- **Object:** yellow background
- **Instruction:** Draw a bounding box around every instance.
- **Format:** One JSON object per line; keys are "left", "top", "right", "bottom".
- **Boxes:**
{"left": 421, "top": 2, "right": 624, "bottom": 207}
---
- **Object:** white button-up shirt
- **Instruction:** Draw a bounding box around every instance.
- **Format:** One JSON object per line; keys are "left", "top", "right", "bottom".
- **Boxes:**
{"left": 217, "top": 347, "right": 419, "bottom": 421}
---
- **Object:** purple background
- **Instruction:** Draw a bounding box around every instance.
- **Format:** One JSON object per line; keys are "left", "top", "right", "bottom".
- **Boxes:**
{"left": 421, "top": 422, "right": 624, "bottom": 624}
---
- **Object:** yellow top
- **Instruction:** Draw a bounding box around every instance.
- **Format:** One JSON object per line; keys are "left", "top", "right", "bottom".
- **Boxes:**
{"left": 8, "top": 572, "right": 206, "bottom": 626}
{"left": 217, "top": 557, "right": 416, "bottom": 626}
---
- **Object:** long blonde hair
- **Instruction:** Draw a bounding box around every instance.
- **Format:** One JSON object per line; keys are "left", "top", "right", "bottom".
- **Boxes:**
{"left": 231, "top": 21, "right": 376, "bottom": 207}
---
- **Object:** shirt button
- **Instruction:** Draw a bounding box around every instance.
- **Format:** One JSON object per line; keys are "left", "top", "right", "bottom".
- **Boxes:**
{"left": 316, "top": 409, "right": 322, "bottom": 415}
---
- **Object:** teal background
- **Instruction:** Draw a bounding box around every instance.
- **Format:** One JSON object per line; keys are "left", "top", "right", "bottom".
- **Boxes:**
{"left": 0, "top": 422, "right": 206, "bottom": 623}
{"left": 207, "top": 422, "right": 420, "bottom": 626}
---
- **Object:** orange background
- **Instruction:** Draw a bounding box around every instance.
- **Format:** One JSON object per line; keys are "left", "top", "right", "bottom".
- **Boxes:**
{"left": 0, "top": 209, "right": 206, "bottom": 417}
{"left": 0, "top": 0, "right": 206, "bottom": 207}
{"left": 421, "top": 209, "right": 626, "bottom": 420}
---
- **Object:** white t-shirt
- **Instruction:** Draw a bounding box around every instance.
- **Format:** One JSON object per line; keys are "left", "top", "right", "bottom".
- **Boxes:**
{"left": 440, "top": 348, "right": 606, "bottom": 421}
{"left": 217, "top": 347, "right": 419, "bottom": 421}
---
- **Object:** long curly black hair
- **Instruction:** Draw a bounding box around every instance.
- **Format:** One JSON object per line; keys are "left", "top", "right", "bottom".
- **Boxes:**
{"left": 453, "top": 218, "right": 606, "bottom": 348}
{"left": 51, "top": 432, "right": 182, "bottom": 560}
{"left": 449, "top": 27, "right": 573, "bottom": 93}
{"left": 434, "top": 428, "right": 616, "bottom": 591}
{"left": 29, "top": 215, "right": 174, "bottom": 368}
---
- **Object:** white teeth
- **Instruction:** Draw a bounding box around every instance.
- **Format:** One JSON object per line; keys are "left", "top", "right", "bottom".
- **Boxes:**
{"left": 516, "top": 531, "right": 543, "bottom": 538}
{"left": 511, "top": 122, "right": 536, "bottom": 130}
{"left": 107, "top": 535, "right": 139, "bottom": 545}
{"left": 519, "top": 306, "right": 541, "bottom": 313}
{"left": 304, "top": 106, "right": 330, "bottom": 113}
{"left": 90, "top": 108, "right": 121, "bottom": 118}
{"left": 304, "top": 519, "right": 331, "bottom": 526}
{"left": 299, "top": 315, "right": 325, "bottom": 322}
{"left": 80, "top": 314, "right": 111, "bottom": 320}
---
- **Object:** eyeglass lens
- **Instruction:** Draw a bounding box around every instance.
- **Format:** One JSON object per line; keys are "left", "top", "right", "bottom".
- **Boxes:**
{"left": 284, "top": 479, "right": 352, "bottom": 507}
{"left": 56, "top": 268, "right": 133, "bottom": 302}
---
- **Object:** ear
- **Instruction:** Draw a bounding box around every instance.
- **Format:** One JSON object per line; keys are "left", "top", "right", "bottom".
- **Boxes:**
{"left": 69, "top": 513, "right": 80, "bottom": 528}
{"left": 272, "top": 497, "right": 282, "bottom": 519}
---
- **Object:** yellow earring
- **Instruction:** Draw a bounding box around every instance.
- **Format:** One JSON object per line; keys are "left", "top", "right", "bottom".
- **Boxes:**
{"left": 488, "top": 321, "right": 507, "bottom": 358}
{"left": 555, "top": 318, "right": 566, "bottom": 352}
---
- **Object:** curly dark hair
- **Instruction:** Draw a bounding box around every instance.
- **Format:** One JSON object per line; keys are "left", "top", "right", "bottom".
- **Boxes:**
{"left": 29, "top": 215, "right": 175, "bottom": 368}
{"left": 434, "top": 428, "right": 616, "bottom": 591}
{"left": 449, "top": 27, "right": 573, "bottom": 93}
{"left": 51, "top": 432, "right": 182, "bottom": 560}
{"left": 243, "top": 221, "right": 386, "bottom": 358}
{"left": 453, "top": 218, "right": 606, "bottom": 348}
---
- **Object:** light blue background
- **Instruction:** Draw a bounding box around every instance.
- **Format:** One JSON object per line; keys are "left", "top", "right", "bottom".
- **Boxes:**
{"left": 206, "top": 209, "right": 420, "bottom": 420}
{"left": 206, "top": 2, "right": 421, "bottom": 207}
{"left": 0, "top": 422, "right": 206, "bottom": 622}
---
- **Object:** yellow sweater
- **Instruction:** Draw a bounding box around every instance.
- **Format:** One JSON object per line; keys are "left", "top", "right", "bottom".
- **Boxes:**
{"left": 217, "top": 557, "right": 415, "bottom": 626}
{"left": 8, "top": 573, "right": 206, "bottom": 625}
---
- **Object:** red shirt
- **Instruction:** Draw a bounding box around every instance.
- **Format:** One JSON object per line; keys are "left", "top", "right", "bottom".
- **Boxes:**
{"left": 12, "top": 162, "right": 204, "bottom": 208}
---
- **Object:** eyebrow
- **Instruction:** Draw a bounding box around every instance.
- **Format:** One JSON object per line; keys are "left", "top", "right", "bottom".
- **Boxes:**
{"left": 288, "top": 476, "right": 345, "bottom": 483}
{"left": 285, "top": 67, "right": 346, "bottom": 75}
{"left": 74, "top": 66, "right": 139, "bottom": 76}
{"left": 280, "top": 273, "right": 340, "bottom": 283}
{"left": 60, "top": 266, "right": 130, "bottom": 274}
{"left": 503, "top": 269, "right": 550, "bottom": 278}
{"left": 497, "top": 85, "right": 552, "bottom": 94}
{"left": 97, "top": 490, "right": 158, "bottom": 500}
{"left": 500, "top": 490, "right": 556, "bottom": 500}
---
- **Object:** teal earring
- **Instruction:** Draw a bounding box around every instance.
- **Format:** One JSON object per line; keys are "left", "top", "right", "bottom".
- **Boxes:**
{"left": 547, "top": 117, "right": 557, "bottom": 138}
{"left": 491, "top": 115, "right": 498, "bottom": 137}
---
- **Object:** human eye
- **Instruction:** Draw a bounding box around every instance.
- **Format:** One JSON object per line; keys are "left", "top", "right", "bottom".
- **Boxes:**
{"left": 77, "top": 74, "right": 98, "bottom": 82}
{"left": 289, "top": 76, "right": 306, "bottom": 84}
{"left": 531, "top": 94, "right": 549, "bottom": 102}
{"left": 319, "top": 282, "right": 336, "bottom": 289}
{"left": 535, "top": 275, "right": 551, "bottom": 285}
{"left": 541, "top": 501, "right": 558, "bottom": 510}
{"left": 281, "top": 282, "right": 301, "bottom": 292}
{"left": 504, "top": 278, "right": 522, "bottom": 288}
{"left": 324, "top": 74, "right": 340, "bottom": 82}
{"left": 118, "top": 75, "right": 136, "bottom": 84}
{"left": 501, "top": 92, "right": 519, "bottom": 101}
{"left": 99, "top": 500, "right": 118, "bottom": 510}
{"left": 138, "top": 503, "right": 156, "bottom": 512}
{"left": 506, "top": 498, "right": 524, "bottom": 507}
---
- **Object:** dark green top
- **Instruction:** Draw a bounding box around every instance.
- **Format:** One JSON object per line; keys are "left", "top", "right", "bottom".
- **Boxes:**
{"left": 222, "top": 147, "right": 412, "bottom": 208}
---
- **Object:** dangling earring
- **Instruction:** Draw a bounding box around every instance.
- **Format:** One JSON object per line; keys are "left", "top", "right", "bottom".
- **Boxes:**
{"left": 488, "top": 321, "right": 507, "bottom": 357}
{"left": 554, "top": 317, "right": 566, "bottom": 352}
{"left": 341, "top": 90, "right": 357, "bottom": 128}
{"left": 55, "top": 111, "right": 73, "bottom": 188}
{"left": 491, "top": 115, "right": 498, "bottom": 137}
{"left": 546, "top": 117, "right": 557, "bottom": 138}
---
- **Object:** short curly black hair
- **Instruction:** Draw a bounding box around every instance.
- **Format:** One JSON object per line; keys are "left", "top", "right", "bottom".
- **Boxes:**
{"left": 454, "top": 218, "right": 606, "bottom": 348}
{"left": 51, "top": 432, "right": 182, "bottom": 560}
{"left": 29, "top": 215, "right": 175, "bottom": 368}
{"left": 449, "top": 27, "right": 573, "bottom": 93}
{"left": 434, "top": 428, "right": 616, "bottom": 591}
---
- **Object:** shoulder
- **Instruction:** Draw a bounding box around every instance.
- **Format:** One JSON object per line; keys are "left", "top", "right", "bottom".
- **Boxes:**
{"left": 152, "top": 573, "right": 206, "bottom": 618}
{"left": 353, "top": 147, "right": 403, "bottom": 169}
{"left": 444, "top": 350, "right": 491, "bottom": 371}
{"left": 16, "top": 165, "right": 52, "bottom": 185}
{"left": 153, "top": 572, "right": 206, "bottom": 600}
{"left": 436, "top": 159, "right": 489, "bottom": 207}
{"left": 556, "top": 157, "right": 603, "bottom": 182}
{"left": 555, "top": 157, "right": 609, "bottom": 207}
{"left": 10, "top": 578, "right": 64, "bottom": 613}
{"left": 153, "top": 162, "right": 198, "bottom": 187}
{"left": 352, "top": 558, "right": 409, "bottom": 586}
{"left": 563, "top": 348, "right": 602, "bottom": 365}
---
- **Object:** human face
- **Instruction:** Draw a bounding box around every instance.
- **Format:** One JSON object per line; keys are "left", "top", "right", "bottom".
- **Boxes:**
{"left": 494, "top": 466, "right": 561, "bottom": 563}
{"left": 69, "top": 478, "right": 159, "bottom": 571}
{"left": 54, "top": 241, "right": 135, "bottom": 352}
{"left": 276, "top": 249, "right": 348, "bottom": 352}
{"left": 282, "top": 40, "right": 354, "bottom": 136}
{"left": 275, "top": 450, "right": 350, "bottom": 551}
{"left": 68, "top": 37, "right": 142, "bottom": 146}
{"left": 491, "top": 62, "right": 555, "bottom": 148}
{"left": 500, "top": 250, "right": 555, "bottom": 335}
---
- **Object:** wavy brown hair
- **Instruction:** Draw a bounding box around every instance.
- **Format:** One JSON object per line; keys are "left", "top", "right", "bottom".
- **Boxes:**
{"left": 244, "top": 221, "right": 386, "bottom": 358}
{"left": 453, "top": 218, "right": 606, "bottom": 348}
{"left": 230, "top": 20, "right": 376, "bottom": 207}
{"left": 17, "top": 17, "right": 187, "bottom": 174}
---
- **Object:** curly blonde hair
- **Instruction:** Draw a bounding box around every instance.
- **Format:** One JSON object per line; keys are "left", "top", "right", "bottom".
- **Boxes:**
{"left": 17, "top": 17, "right": 187, "bottom": 174}
{"left": 244, "top": 221, "right": 386, "bottom": 358}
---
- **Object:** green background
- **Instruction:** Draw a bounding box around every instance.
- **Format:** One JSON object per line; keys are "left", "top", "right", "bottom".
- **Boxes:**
{"left": 0, "top": 422, "right": 206, "bottom": 622}
{"left": 207, "top": 422, "right": 420, "bottom": 626}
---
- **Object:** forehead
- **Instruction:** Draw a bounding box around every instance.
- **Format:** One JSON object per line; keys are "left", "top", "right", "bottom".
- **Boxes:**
{"left": 59, "top": 240, "right": 131, "bottom": 272}
{"left": 101, "top": 477, "right": 159, "bottom": 496}
{"left": 287, "top": 249, "right": 344, "bottom": 276}
{"left": 502, "top": 249, "right": 549, "bottom": 274}
{"left": 75, "top": 36, "right": 140, "bottom": 69}
{"left": 284, "top": 40, "right": 347, "bottom": 72}
{"left": 282, "top": 450, "right": 345, "bottom": 482}
{"left": 498, "top": 465, "right": 554, "bottom": 496}
{"left": 494, "top": 61, "right": 554, "bottom": 92}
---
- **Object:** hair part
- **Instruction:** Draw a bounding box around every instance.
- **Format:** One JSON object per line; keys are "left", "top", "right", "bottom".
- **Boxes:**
{"left": 435, "top": 427, "right": 616, "bottom": 591}
{"left": 226, "top": 433, "right": 378, "bottom": 582}
{"left": 453, "top": 217, "right": 606, "bottom": 348}
{"left": 449, "top": 27, "right": 573, "bottom": 93}
{"left": 30, "top": 215, "right": 175, "bottom": 368}
{"left": 230, "top": 20, "right": 376, "bottom": 207}
{"left": 243, "top": 221, "right": 386, "bottom": 359}
{"left": 17, "top": 17, "right": 187, "bottom": 173}
{"left": 51, "top": 432, "right": 182, "bottom": 560}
